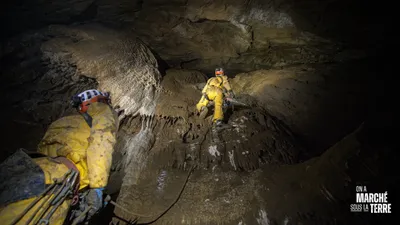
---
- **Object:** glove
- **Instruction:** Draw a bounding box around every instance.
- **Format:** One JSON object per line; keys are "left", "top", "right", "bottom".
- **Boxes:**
{"left": 69, "top": 188, "right": 108, "bottom": 224}
{"left": 86, "top": 188, "right": 105, "bottom": 219}
{"left": 202, "top": 93, "right": 209, "bottom": 101}
{"left": 69, "top": 189, "right": 102, "bottom": 224}
{"left": 228, "top": 90, "right": 235, "bottom": 98}
{"left": 223, "top": 100, "right": 230, "bottom": 108}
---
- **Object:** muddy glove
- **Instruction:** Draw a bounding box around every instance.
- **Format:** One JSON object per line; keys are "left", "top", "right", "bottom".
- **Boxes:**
{"left": 228, "top": 90, "right": 235, "bottom": 98}
{"left": 202, "top": 93, "right": 209, "bottom": 101}
{"left": 69, "top": 197, "right": 88, "bottom": 224}
{"left": 86, "top": 188, "right": 105, "bottom": 219}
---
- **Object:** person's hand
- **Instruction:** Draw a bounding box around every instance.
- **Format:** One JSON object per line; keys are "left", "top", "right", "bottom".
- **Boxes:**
{"left": 69, "top": 188, "right": 108, "bottom": 224}
{"left": 203, "top": 93, "right": 209, "bottom": 101}
{"left": 227, "top": 90, "right": 235, "bottom": 98}
{"left": 86, "top": 188, "right": 105, "bottom": 219}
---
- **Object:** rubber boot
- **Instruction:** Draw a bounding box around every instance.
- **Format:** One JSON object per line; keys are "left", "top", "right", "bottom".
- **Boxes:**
{"left": 211, "top": 120, "right": 222, "bottom": 143}
{"left": 215, "top": 120, "right": 223, "bottom": 127}
{"left": 213, "top": 120, "right": 231, "bottom": 132}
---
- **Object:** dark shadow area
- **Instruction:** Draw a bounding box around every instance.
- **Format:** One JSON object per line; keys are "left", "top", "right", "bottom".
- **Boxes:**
{"left": 71, "top": 0, "right": 99, "bottom": 22}
{"left": 349, "top": 115, "right": 397, "bottom": 225}
{"left": 0, "top": 34, "right": 99, "bottom": 161}
{"left": 283, "top": 0, "right": 394, "bottom": 47}
{"left": 296, "top": 58, "right": 373, "bottom": 156}
{"left": 0, "top": 44, "right": 48, "bottom": 161}
{"left": 148, "top": 48, "right": 170, "bottom": 77}
{"left": 1, "top": 0, "right": 94, "bottom": 42}
{"left": 88, "top": 192, "right": 121, "bottom": 225}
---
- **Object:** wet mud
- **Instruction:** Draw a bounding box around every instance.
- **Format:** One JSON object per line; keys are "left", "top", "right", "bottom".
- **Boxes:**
{"left": 107, "top": 68, "right": 397, "bottom": 225}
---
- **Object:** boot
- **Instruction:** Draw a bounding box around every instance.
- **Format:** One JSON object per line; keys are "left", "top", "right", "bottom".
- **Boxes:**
{"left": 213, "top": 120, "right": 231, "bottom": 131}
{"left": 211, "top": 120, "right": 222, "bottom": 142}
{"left": 214, "top": 120, "right": 223, "bottom": 127}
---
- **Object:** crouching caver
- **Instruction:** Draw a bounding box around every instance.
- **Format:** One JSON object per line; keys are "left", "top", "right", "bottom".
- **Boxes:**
{"left": 196, "top": 68, "right": 235, "bottom": 127}
{"left": 0, "top": 89, "right": 119, "bottom": 225}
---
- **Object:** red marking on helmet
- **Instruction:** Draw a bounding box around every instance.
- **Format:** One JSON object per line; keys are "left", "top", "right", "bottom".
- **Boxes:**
{"left": 78, "top": 95, "right": 109, "bottom": 113}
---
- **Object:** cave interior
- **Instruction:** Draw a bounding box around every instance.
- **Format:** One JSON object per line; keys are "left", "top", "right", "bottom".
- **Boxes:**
{"left": 0, "top": 0, "right": 397, "bottom": 225}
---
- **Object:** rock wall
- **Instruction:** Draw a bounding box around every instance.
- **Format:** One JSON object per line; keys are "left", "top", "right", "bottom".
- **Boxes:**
{"left": 42, "top": 24, "right": 162, "bottom": 117}
{"left": 112, "top": 68, "right": 305, "bottom": 224}
{"left": 1, "top": 0, "right": 95, "bottom": 40}
{"left": 229, "top": 61, "right": 372, "bottom": 153}
{"left": 2, "top": 0, "right": 383, "bottom": 74}
{"left": 0, "top": 23, "right": 161, "bottom": 160}
{"left": 109, "top": 63, "right": 390, "bottom": 224}
{"left": 112, "top": 115, "right": 396, "bottom": 225}
{"left": 129, "top": 0, "right": 367, "bottom": 73}
{"left": 0, "top": 1, "right": 395, "bottom": 225}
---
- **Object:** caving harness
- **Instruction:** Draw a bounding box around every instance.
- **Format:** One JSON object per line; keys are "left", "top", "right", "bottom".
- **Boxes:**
{"left": 2, "top": 150, "right": 81, "bottom": 225}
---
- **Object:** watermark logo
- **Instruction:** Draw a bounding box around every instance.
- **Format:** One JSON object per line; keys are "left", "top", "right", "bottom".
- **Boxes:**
{"left": 350, "top": 186, "right": 391, "bottom": 213}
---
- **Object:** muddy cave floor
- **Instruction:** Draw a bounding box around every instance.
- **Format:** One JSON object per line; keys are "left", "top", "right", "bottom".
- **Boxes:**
{"left": 0, "top": 59, "right": 397, "bottom": 225}
{"left": 98, "top": 58, "right": 395, "bottom": 224}
{"left": 0, "top": 52, "right": 396, "bottom": 224}
{"left": 100, "top": 104, "right": 396, "bottom": 225}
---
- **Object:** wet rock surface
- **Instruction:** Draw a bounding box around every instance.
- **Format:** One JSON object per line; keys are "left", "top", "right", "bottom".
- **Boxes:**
{"left": 128, "top": 0, "right": 370, "bottom": 73}
{"left": 1, "top": 25, "right": 395, "bottom": 224}
{"left": 150, "top": 69, "right": 302, "bottom": 168}
{"left": 3, "top": 0, "right": 382, "bottom": 73}
{"left": 111, "top": 119, "right": 396, "bottom": 225}
{"left": 109, "top": 67, "right": 393, "bottom": 225}
{"left": 229, "top": 62, "right": 372, "bottom": 153}
{"left": 0, "top": 0, "right": 396, "bottom": 225}
{"left": 0, "top": 23, "right": 161, "bottom": 160}
{"left": 110, "top": 68, "right": 303, "bottom": 224}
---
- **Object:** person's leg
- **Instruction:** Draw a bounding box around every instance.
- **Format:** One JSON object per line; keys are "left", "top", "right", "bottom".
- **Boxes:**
{"left": 207, "top": 87, "right": 224, "bottom": 124}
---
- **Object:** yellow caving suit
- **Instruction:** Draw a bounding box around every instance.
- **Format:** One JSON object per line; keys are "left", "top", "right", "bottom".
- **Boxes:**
{"left": 0, "top": 102, "right": 118, "bottom": 225}
{"left": 196, "top": 75, "right": 232, "bottom": 122}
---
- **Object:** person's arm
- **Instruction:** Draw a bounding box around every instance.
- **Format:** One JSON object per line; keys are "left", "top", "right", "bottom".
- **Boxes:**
{"left": 86, "top": 102, "right": 119, "bottom": 188}
{"left": 201, "top": 78, "right": 212, "bottom": 100}
{"left": 201, "top": 78, "right": 211, "bottom": 94}
{"left": 222, "top": 76, "right": 235, "bottom": 97}
{"left": 222, "top": 76, "right": 232, "bottom": 91}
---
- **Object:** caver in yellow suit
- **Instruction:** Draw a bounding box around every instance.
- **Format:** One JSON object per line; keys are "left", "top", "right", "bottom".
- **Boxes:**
{"left": 196, "top": 68, "right": 234, "bottom": 125}
{"left": 0, "top": 89, "right": 118, "bottom": 225}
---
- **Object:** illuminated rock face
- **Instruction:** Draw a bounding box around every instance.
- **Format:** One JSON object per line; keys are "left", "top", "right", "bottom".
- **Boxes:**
{"left": 3, "top": 0, "right": 374, "bottom": 74}
{"left": 41, "top": 24, "right": 162, "bottom": 117}
{"left": 0, "top": 0, "right": 395, "bottom": 225}
{"left": 126, "top": 0, "right": 352, "bottom": 73}
{"left": 0, "top": 24, "right": 162, "bottom": 159}
{"left": 112, "top": 68, "right": 304, "bottom": 225}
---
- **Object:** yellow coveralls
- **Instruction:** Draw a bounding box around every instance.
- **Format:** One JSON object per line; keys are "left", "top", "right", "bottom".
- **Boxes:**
{"left": 196, "top": 75, "right": 232, "bottom": 122}
{"left": 0, "top": 102, "right": 118, "bottom": 225}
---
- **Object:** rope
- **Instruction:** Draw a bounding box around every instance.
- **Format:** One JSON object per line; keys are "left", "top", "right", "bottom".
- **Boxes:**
{"left": 109, "top": 165, "right": 196, "bottom": 224}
